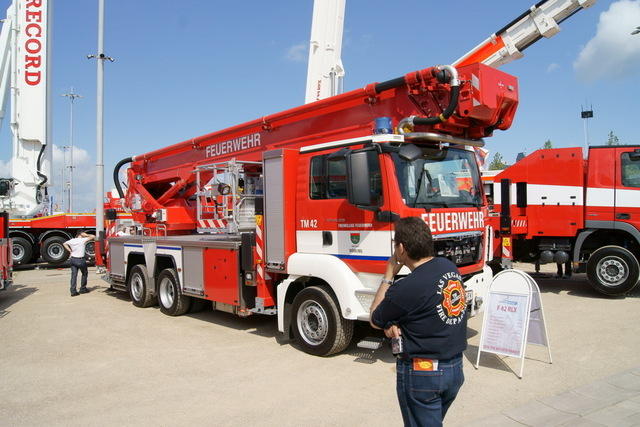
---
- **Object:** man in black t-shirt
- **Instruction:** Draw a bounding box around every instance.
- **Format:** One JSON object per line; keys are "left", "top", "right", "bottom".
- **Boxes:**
{"left": 370, "top": 217, "right": 467, "bottom": 427}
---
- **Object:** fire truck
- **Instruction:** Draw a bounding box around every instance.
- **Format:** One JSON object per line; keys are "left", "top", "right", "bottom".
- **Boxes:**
{"left": 0, "top": 0, "right": 96, "bottom": 268}
{"left": 486, "top": 146, "right": 640, "bottom": 295}
{"left": 99, "top": 0, "right": 596, "bottom": 355}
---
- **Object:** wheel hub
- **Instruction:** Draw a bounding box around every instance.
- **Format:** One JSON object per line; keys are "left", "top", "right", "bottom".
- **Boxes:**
{"left": 131, "top": 273, "right": 143, "bottom": 300}
{"left": 47, "top": 243, "right": 63, "bottom": 258}
{"left": 12, "top": 245, "right": 24, "bottom": 260}
{"left": 297, "top": 300, "right": 328, "bottom": 345}
{"left": 159, "top": 277, "right": 175, "bottom": 307}
{"left": 597, "top": 256, "right": 628, "bottom": 286}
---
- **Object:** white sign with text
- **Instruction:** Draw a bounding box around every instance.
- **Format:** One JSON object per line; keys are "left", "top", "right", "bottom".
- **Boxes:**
{"left": 475, "top": 269, "right": 552, "bottom": 378}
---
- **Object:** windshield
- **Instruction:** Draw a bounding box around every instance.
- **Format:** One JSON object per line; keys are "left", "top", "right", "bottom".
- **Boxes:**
{"left": 392, "top": 147, "right": 482, "bottom": 208}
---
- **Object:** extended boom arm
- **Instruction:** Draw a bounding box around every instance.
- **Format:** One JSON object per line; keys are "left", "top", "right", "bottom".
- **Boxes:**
{"left": 454, "top": 0, "right": 596, "bottom": 68}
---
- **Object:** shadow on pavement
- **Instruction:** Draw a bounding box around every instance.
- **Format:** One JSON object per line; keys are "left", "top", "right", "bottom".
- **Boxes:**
{"left": 465, "top": 344, "right": 514, "bottom": 375}
{"left": 0, "top": 284, "right": 37, "bottom": 318}
{"left": 532, "top": 273, "right": 640, "bottom": 299}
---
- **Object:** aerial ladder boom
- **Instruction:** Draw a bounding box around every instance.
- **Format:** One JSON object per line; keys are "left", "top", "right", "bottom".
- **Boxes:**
{"left": 0, "top": 3, "right": 13, "bottom": 132}
{"left": 0, "top": 0, "right": 52, "bottom": 218}
{"left": 454, "top": 0, "right": 596, "bottom": 68}
{"left": 304, "top": 0, "right": 346, "bottom": 104}
{"left": 305, "top": 0, "right": 595, "bottom": 105}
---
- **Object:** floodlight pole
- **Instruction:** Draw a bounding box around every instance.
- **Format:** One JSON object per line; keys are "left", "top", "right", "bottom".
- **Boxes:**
{"left": 580, "top": 106, "right": 594, "bottom": 154}
{"left": 61, "top": 88, "right": 82, "bottom": 213}
{"left": 88, "top": 0, "right": 114, "bottom": 243}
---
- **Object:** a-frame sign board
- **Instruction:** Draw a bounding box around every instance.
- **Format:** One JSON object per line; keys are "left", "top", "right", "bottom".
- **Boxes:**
{"left": 475, "top": 269, "right": 552, "bottom": 378}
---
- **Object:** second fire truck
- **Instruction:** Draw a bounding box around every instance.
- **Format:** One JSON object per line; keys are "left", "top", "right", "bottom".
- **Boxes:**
{"left": 487, "top": 146, "right": 640, "bottom": 296}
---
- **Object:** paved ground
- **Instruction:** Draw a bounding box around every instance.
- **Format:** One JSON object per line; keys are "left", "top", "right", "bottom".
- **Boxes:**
{"left": 0, "top": 263, "right": 639, "bottom": 426}
{"left": 468, "top": 368, "right": 640, "bottom": 426}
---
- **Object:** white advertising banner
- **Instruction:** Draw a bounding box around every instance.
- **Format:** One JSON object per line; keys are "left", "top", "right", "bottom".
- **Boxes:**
{"left": 481, "top": 292, "right": 529, "bottom": 358}
{"left": 16, "top": 0, "right": 48, "bottom": 142}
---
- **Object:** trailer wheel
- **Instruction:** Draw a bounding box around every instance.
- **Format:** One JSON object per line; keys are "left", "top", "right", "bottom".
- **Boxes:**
{"left": 587, "top": 245, "right": 640, "bottom": 295}
{"left": 11, "top": 237, "right": 32, "bottom": 265}
{"left": 42, "top": 236, "right": 70, "bottom": 264}
{"left": 128, "top": 264, "right": 156, "bottom": 308}
{"left": 291, "top": 286, "right": 354, "bottom": 356}
{"left": 85, "top": 241, "right": 95, "bottom": 259}
{"left": 157, "top": 268, "right": 191, "bottom": 316}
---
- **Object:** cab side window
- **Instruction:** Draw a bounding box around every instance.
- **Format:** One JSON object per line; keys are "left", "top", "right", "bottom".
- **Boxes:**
{"left": 621, "top": 153, "right": 640, "bottom": 188}
{"left": 310, "top": 155, "right": 347, "bottom": 199}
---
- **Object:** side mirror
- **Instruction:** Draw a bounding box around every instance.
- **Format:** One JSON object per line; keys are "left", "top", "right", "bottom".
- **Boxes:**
{"left": 346, "top": 150, "right": 378, "bottom": 210}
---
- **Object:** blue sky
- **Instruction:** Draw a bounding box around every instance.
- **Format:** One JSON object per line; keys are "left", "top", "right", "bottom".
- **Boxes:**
{"left": 1, "top": 0, "right": 639, "bottom": 211}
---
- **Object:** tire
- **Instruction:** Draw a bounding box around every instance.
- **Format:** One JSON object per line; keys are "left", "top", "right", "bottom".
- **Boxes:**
{"left": 41, "top": 236, "right": 70, "bottom": 264}
{"left": 157, "top": 268, "right": 191, "bottom": 316}
{"left": 11, "top": 237, "right": 33, "bottom": 265}
{"left": 291, "top": 286, "right": 354, "bottom": 356}
{"left": 85, "top": 241, "right": 95, "bottom": 259}
{"left": 127, "top": 264, "right": 156, "bottom": 308}
{"left": 587, "top": 245, "right": 640, "bottom": 295}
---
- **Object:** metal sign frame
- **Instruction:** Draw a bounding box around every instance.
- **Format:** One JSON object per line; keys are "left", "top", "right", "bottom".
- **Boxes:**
{"left": 475, "top": 269, "right": 552, "bottom": 378}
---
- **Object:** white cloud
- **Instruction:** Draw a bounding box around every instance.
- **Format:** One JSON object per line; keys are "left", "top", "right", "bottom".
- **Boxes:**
{"left": 285, "top": 43, "right": 308, "bottom": 62}
{"left": 50, "top": 144, "right": 96, "bottom": 212}
{"left": 573, "top": 0, "right": 640, "bottom": 81}
{"left": 546, "top": 63, "right": 560, "bottom": 73}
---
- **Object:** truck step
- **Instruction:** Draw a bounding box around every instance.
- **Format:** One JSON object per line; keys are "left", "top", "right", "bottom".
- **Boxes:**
{"left": 357, "top": 337, "right": 384, "bottom": 350}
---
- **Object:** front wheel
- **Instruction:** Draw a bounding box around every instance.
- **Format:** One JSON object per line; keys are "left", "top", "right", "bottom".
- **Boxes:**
{"left": 291, "top": 286, "right": 353, "bottom": 356}
{"left": 587, "top": 245, "right": 639, "bottom": 295}
{"left": 157, "top": 268, "right": 191, "bottom": 316}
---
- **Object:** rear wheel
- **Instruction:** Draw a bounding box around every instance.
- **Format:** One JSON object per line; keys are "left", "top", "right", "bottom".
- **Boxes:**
{"left": 587, "top": 245, "right": 639, "bottom": 295}
{"left": 85, "top": 241, "right": 95, "bottom": 259}
{"left": 128, "top": 264, "right": 156, "bottom": 307}
{"left": 11, "top": 237, "right": 33, "bottom": 265}
{"left": 157, "top": 268, "right": 191, "bottom": 316}
{"left": 291, "top": 286, "right": 353, "bottom": 356}
{"left": 42, "top": 236, "right": 70, "bottom": 264}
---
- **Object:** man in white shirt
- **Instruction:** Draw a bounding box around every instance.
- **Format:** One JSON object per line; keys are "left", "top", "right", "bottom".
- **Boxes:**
{"left": 63, "top": 231, "right": 95, "bottom": 297}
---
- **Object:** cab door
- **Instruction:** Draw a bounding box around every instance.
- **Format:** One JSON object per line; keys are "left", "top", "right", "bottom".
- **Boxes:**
{"left": 296, "top": 147, "right": 394, "bottom": 275}
{"left": 614, "top": 148, "right": 640, "bottom": 233}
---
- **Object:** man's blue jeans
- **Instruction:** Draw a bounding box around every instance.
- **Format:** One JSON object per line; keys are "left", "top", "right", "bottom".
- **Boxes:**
{"left": 70, "top": 257, "right": 88, "bottom": 294}
{"left": 396, "top": 354, "right": 464, "bottom": 427}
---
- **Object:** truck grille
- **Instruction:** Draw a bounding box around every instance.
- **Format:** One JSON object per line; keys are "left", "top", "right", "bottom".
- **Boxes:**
{"left": 434, "top": 232, "right": 482, "bottom": 267}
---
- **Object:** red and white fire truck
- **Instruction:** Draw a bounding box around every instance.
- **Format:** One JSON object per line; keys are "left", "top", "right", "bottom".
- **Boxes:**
{"left": 98, "top": 0, "right": 596, "bottom": 355}
{"left": 486, "top": 146, "right": 640, "bottom": 295}
{"left": 102, "top": 62, "right": 516, "bottom": 356}
{"left": 0, "top": 0, "right": 97, "bottom": 268}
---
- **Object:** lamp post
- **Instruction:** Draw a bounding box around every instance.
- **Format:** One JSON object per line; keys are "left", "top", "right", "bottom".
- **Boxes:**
{"left": 61, "top": 88, "right": 82, "bottom": 213}
{"left": 87, "top": 0, "right": 114, "bottom": 248}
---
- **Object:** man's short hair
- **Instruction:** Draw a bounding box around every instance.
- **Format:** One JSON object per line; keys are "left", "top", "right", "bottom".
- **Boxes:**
{"left": 76, "top": 230, "right": 84, "bottom": 237}
{"left": 394, "top": 217, "right": 434, "bottom": 260}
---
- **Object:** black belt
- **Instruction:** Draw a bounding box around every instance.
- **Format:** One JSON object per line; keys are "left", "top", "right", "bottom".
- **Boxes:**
{"left": 398, "top": 352, "right": 463, "bottom": 363}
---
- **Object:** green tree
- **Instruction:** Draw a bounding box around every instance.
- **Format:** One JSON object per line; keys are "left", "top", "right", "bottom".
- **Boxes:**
{"left": 542, "top": 139, "right": 553, "bottom": 149}
{"left": 489, "top": 152, "right": 508, "bottom": 170}
{"left": 606, "top": 131, "right": 619, "bottom": 145}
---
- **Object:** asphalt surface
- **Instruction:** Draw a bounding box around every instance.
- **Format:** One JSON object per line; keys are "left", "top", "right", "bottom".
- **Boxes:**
{"left": 0, "top": 263, "right": 639, "bottom": 426}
